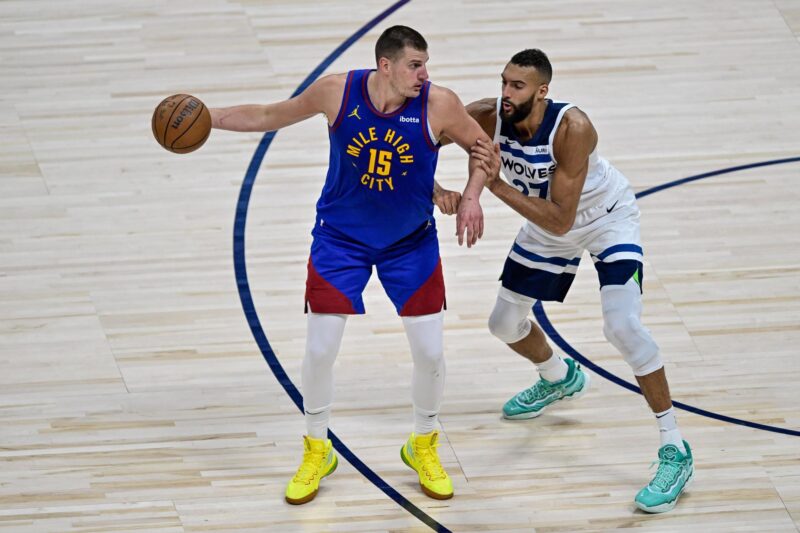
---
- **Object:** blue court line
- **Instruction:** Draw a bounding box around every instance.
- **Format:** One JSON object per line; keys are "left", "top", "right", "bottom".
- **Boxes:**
{"left": 232, "top": 2, "right": 451, "bottom": 532}
{"left": 534, "top": 156, "right": 800, "bottom": 438}
{"left": 635, "top": 156, "right": 800, "bottom": 199}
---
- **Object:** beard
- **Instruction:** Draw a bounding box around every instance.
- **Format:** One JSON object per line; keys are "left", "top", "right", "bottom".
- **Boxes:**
{"left": 500, "top": 94, "right": 535, "bottom": 123}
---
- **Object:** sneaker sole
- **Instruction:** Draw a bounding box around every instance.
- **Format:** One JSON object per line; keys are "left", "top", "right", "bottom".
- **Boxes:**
{"left": 503, "top": 371, "right": 592, "bottom": 420}
{"left": 400, "top": 445, "right": 454, "bottom": 500}
{"left": 635, "top": 466, "right": 694, "bottom": 514}
{"left": 285, "top": 454, "right": 338, "bottom": 505}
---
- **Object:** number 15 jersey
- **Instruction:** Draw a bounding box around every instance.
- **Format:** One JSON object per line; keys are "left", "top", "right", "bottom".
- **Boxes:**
{"left": 317, "top": 69, "right": 440, "bottom": 249}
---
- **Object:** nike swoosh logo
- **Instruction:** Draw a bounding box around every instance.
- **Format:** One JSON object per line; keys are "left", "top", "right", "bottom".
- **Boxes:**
{"left": 606, "top": 200, "right": 618, "bottom": 213}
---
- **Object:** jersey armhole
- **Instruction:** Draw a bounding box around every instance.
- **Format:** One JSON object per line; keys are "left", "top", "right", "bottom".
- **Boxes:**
{"left": 329, "top": 71, "right": 355, "bottom": 133}
{"left": 492, "top": 97, "right": 502, "bottom": 142}
{"left": 420, "top": 82, "right": 439, "bottom": 151}
{"left": 547, "top": 103, "right": 575, "bottom": 165}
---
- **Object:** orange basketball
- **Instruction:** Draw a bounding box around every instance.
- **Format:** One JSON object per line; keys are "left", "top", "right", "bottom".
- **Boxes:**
{"left": 151, "top": 94, "right": 211, "bottom": 154}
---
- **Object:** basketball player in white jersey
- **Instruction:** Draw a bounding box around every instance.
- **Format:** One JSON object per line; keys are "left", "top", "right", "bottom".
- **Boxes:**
{"left": 444, "top": 49, "right": 693, "bottom": 513}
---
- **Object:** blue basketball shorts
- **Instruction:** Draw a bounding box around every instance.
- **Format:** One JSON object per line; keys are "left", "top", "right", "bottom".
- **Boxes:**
{"left": 305, "top": 219, "right": 445, "bottom": 316}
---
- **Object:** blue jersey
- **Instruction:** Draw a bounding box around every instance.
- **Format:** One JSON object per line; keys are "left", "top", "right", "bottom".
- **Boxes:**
{"left": 316, "top": 69, "right": 440, "bottom": 249}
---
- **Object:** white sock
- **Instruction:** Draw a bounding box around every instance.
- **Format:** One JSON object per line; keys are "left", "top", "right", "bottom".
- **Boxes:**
{"left": 536, "top": 353, "right": 568, "bottom": 382}
{"left": 414, "top": 406, "right": 438, "bottom": 435}
{"left": 403, "top": 312, "right": 445, "bottom": 436}
{"left": 305, "top": 405, "right": 331, "bottom": 440}
{"left": 655, "top": 407, "right": 686, "bottom": 453}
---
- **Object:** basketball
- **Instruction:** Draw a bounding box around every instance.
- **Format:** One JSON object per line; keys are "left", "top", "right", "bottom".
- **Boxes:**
{"left": 151, "top": 94, "right": 211, "bottom": 154}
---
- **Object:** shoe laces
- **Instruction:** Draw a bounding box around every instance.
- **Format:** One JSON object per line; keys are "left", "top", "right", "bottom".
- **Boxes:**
{"left": 648, "top": 457, "right": 682, "bottom": 491}
{"left": 293, "top": 447, "right": 326, "bottom": 484}
{"left": 519, "top": 379, "right": 554, "bottom": 403}
{"left": 415, "top": 439, "right": 447, "bottom": 481}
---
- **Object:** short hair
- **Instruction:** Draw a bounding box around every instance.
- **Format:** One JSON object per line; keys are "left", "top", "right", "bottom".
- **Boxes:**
{"left": 509, "top": 49, "right": 552, "bottom": 83}
{"left": 375, "top": 25, "right": 427, "bottom": 63}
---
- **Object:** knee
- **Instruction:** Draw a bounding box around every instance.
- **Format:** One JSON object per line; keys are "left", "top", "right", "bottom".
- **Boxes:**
{"left": 487, "top": 309, "right": 511, "bottom": 341}
{"left": 305, "top": 342, "right": 338, "bottom": 369}
{"left": 488, "top": 306, "right": 531, "bottom": 344}
{"left": 402, "top": 312, "right": 444, "bottom": 373}
{"left": 602, "top": 312, "right": 633, "bottom": 346}
{"left": 305, "top": 313, "right": 346, "bottom": 369}
{"left": 603, "top": 312, "right": 661, "bottom": 376}
{"left": 412, "top": 345, "right": 444, "bottom": 375}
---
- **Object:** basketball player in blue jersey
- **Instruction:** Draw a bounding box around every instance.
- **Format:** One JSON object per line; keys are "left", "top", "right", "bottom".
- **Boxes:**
{"left": 208, "top": 26, "right": 492, "bottom": 504}
{"left": 448, "top": 49, "right": 693, "bottom": 513}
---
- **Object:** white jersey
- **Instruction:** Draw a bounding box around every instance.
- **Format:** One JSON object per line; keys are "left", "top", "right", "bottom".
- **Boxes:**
{"left": 492, "top": 97, "right": 644, "bottom": 302}
{"left": 491, "top": 97, "right": 630, "bottom": 236}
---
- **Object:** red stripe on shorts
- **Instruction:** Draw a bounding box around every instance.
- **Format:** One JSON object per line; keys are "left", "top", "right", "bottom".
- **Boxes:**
{"left": 305, "top": 258, "right": 357, "bottom": 314}
{"left": 399, "top": 259, "right": 446, "bottom": 317}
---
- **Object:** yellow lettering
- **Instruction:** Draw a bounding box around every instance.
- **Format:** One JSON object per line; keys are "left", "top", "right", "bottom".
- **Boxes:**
{"left": 368, "top": 149, "right": 377, "bottom": 174}
{"left": 397, "top": 143, "right": 410, "bottom": 154}
{"left": 399, "top": 155, "right": 414, "bottom": 164}
{"left": 368, "top": 127, "right": 377, "bottom": 141}
{"left": 368, "top": 148, "right": 392, "bottom": 176}
{"left": 384, "top": 128, "right": 396, "bottom": 144}
{"left": 352, "top": 136, "right": 363, "bottom": 148}
{"left": 393, "top": 135, "right": 403, "bottom": 147}
{"left": 377, "top": 150, "right": 391, "bottom": 176}
{"left": 358, "top": 173, "right": 395, "bottom": 192}
{"left": 358, "top": 131, "right": 369, "bottom": 145}
{"left": 347, "top": 145, "right": 361, "bottom": 157}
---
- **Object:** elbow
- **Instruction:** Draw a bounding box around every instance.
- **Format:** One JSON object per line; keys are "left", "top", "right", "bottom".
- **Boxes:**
{"left": 549, "top": 217, "right": 575, "bottom": 236}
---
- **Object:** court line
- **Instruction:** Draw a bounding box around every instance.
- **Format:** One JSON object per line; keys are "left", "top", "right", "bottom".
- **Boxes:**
{"left": 534, "top": 156, "right": 800, "bottom": 438}
{"left": 232, "top": 1, "right": 452, "bottom": 531}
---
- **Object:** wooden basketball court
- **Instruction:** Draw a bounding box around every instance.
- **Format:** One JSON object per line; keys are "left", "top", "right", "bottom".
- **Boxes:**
{"left": 2, "top": 1, "right": 799, "bottom": 531}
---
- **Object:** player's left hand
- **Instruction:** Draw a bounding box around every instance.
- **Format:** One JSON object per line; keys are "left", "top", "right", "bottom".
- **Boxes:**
{"left": 433, "top": 186, "right": 461, "bottom": 215}
{"left": 456, "top": 196, "right": 484, "bottom": 247}
{"left": 471, "top": 140, "right": 502, "bottom": 190}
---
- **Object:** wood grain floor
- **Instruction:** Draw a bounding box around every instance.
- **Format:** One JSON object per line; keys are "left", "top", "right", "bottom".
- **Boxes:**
{"left": 1, "top": 1, "right": 799, "bottom": 531}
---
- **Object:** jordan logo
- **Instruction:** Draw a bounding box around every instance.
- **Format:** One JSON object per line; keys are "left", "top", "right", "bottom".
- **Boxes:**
{"left": 348, "top": 105, "right": 361, "bottom": 120}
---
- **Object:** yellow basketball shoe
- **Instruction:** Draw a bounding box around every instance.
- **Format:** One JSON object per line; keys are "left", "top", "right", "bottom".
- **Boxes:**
{"left": 400, "top": 431, "right": 454, "bottom": 500}
{"left": 285, "top": 435, "right": 338, "bottom": 505}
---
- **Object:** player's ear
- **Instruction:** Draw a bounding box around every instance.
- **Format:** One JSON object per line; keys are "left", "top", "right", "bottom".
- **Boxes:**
{"left": 377, "top": 56, "right": 391, "bottom": 74}
{"left": 538, "top": 83, "right": 549, "bottom": 98}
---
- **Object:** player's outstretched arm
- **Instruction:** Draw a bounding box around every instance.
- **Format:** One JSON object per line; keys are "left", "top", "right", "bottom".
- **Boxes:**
{"left": 210, "top": 74, "right": 345, "bottom": 132}
{"left": 430, "top": 88, "right": 493, "bottom": 247}
{"left": 471, "top": 108, "right": 595, "bottom": 236}
{"left": 433, "top": 99, "right": 495, "bottom": 215}
{"left": 438, "top": 98, "right": 496, "bottom": 147}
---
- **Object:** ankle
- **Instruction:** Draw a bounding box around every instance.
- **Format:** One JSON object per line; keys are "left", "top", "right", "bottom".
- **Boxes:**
{"left": 535, "top": 353, "right": 568, "bottom": 382}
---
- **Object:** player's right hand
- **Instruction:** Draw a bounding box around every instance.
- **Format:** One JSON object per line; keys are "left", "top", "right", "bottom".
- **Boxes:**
{"left": 433, "top": 187, "right": 461, "bottom": 215}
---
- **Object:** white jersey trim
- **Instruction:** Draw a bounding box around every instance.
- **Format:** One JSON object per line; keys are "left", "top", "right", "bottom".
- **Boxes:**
{"left": 493, "top": 97, "right": 503, "bottom": 141}
{"left": 547, "top": 101, "right": 575, "bottom": 165}
{"left": 427, "top": 117, "right": 437, "bottom": 145}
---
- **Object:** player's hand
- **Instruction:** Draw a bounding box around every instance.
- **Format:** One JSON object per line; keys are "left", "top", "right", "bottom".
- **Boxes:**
{"left": 433, "top": 187, "right": 461, "bottom": 215}
{"left": 471, "top": 140, "right": 502, "bottom": 190}
{"left": 456, "top": 196, "right": 484, "bottom": 247}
